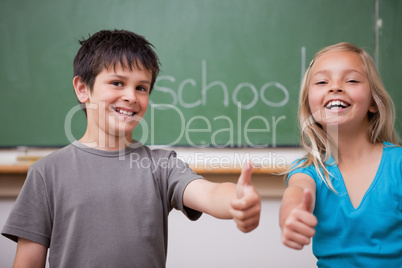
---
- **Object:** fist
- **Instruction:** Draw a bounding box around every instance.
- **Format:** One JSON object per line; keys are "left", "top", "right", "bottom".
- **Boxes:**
{"left": 230, "top": 162, "right": 261, "bottom": 233}
{"left": 281, "top": 189, "right": 317, "bottom": 250}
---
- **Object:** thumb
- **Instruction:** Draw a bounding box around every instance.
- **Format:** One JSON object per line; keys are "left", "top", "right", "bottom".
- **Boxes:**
{"left": 236, "top": 161, "right": 253, "bottom": 198}
{"left": 301, "top": 188, "right": 314, "bottom": 212}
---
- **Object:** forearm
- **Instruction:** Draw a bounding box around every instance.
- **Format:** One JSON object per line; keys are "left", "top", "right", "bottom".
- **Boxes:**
{"left": 279, "top": 186, "right": 304, "bottom": 228}
{"left": 184, "top": 166, "right": 261, "bottom": 233}
{"left": 204, "top": 182, "right": 237, "bottom": 219}
{"left": 184, "top": 180, "right": 237, "bottom": 219}
{"left": 13, "top": 238, "right": 47, "bottom": 268}
{"left": 279, "top": 181, "right": 318, "bottom": 249}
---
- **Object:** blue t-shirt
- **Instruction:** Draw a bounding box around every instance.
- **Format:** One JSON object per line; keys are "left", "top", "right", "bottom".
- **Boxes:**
{"left": 289, "top": 143, "right": 402, "bottom": 267}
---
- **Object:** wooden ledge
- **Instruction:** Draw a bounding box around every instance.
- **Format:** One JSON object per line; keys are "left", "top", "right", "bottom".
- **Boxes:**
{"left": 0, "top": 164, "right": 31, "bottom": 174}
{"left": 191, "top": 166, "right": 286, "bottom": 175}
{"left": 0, "top": 163, "right": 287, "bottom": 198}
{"left": 0, "top": 163, "right": 286, "bottom": 175}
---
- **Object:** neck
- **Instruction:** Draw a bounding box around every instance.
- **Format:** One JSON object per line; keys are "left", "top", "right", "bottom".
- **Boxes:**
{"left": 79, "top": 130, "right": 133, "bottom": 151}
{"left": 326, "top": 124, "right": 377, "bottom": 164}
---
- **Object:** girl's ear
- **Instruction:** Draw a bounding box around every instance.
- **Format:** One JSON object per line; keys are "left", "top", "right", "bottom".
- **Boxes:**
{"left": 73, "top": 76, "right": 90, "bottom": 103}
{"left": 369, "top": 106, "right": 378, "bottom": 114}
{"left": 368, "top": 100, "right": 378, "bottom": 114}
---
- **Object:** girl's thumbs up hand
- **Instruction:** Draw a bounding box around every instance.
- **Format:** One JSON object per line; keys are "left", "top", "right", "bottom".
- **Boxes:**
{"left": 281, "top": 188, "right": 318, "bottom": 250}
{"left": 301, "top": 188, "right": 314, "bottom": 213}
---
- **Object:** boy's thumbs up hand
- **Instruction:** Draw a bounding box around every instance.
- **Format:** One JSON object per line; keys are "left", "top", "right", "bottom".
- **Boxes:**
{"left": 236, "top": 161, "right": 254, "bottom": 198}
{"left": 230, "top": 162, "right": 261, "bottom": 233}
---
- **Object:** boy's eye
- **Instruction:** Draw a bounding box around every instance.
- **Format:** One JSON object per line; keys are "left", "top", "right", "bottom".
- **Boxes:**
{"left": 111, "top": 81, "right": 123, "bottom": 87}
{"left": 136, "top": 86, "right": 148, "bottom": 92}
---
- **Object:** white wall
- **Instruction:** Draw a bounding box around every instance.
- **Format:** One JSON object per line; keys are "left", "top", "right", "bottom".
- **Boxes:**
{"left": 167, "top": 198, "right": 316, "bottom": 268}
{"left": 0, "top": 199, "right": 18, "bottom": 267}
{"left": 0, "top": 197, "right": 316, "bottom": 267}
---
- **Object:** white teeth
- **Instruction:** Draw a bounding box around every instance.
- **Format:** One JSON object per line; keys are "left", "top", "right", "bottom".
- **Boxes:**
{"left": 326, "top": 100, "right": 348, "bottom": 109}
{"left": 115, "top": 108, "right": 134, "bottom": 116}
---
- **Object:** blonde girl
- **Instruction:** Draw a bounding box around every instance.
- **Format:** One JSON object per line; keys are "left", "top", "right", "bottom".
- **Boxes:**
{"left": 279, "top": 42, "right": 401, "bottom": 267}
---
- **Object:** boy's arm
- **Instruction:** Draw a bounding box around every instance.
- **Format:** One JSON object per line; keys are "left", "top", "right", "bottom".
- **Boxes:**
{"left": 183, "top": 162, "right": 261, "bottom": 233}
{"left": 13, "top": 238, "right": 47, "bottom": 268}
{"left": 279, "top": 173, "right": 317, "bottom": 250}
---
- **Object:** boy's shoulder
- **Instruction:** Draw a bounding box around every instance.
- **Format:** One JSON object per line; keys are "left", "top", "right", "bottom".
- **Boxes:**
{"left": 31, "top": 143, "right": 76, "bottom": 170}
{"left": 144, "top": 147, "right": 184, "bottom": 169}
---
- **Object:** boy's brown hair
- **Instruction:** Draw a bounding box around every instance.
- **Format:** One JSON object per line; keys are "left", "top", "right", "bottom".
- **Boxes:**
{"left": 73, "top": 29, "right": 160, "bottom": 113}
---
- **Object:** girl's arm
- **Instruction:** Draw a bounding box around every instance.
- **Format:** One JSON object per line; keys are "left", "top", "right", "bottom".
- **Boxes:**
{"left": 183, "top": 162, "right": 261, "bottom": 233}
{"left": 13, "top": 238, "right": 47, "bottom": 268}
{"left": 279, "top": 173, "right": 317, "bottom": 250}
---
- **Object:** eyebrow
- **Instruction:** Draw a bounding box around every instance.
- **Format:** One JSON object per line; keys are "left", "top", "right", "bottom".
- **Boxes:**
{"left": 108, "top": 74, "right": 151, "bottom": 85}
{"left": 313, "top": 69, "right": 365, "bottom": 77}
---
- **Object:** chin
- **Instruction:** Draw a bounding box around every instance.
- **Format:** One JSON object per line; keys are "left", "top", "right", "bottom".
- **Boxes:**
{"left": 109, "top": 125, "right": 137, "bottom": 138}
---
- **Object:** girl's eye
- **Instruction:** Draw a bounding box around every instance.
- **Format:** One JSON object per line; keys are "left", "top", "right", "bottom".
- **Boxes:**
{"left": 315, "top": 81, "right": 327, "bottom": 85}
{"left": 347, "top": 80, "right": 359, "bottom": 83}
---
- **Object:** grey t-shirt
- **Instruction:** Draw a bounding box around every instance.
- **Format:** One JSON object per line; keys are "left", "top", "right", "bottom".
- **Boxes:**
{"left": 2, "top": 141, "right": 203, "bottom": 267}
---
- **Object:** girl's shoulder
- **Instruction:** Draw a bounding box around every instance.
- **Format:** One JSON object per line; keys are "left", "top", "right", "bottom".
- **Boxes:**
{"left": 383, "top": 142, "right": 402, "bottom": 155}
{"left": 383, "top": 142, "right": 401, "bottom": 170}
{"left": 288, "top": 158, "right": 318, "bottom": 179}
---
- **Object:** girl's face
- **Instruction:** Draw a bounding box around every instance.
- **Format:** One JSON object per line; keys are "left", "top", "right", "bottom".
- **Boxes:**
{"left": 308, "top": 51, "right": 377, "bottom": 130}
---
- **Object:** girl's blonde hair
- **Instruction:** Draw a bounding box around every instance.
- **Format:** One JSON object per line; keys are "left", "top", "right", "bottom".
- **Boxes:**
{"left": 294, "top": 42, "right": 398, "bottom": 191}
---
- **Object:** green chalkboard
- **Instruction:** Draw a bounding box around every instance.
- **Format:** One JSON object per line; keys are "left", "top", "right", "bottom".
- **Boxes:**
{"left": 378, "top": 0, "right": 402, "bottom": 142}
{"left": 0, "top": 0, "right": 400, "bottom": 147}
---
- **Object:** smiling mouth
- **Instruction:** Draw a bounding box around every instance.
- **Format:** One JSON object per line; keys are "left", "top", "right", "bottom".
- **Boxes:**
{"left": 112, "top": 107, "right": 136, "bottom": 117}
{"left": 325, "top": 100, "right": 350, "bottom": 110}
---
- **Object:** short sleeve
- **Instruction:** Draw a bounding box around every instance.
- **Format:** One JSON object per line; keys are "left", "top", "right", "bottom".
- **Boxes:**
{"left": 153, "top": 150, "right": 204, "bottom": 221}
{"left": 287, "top": 159, "right": 317, "bottom": 186}
{"left": 1, "top": 166, "right": 52, "bottom": 247}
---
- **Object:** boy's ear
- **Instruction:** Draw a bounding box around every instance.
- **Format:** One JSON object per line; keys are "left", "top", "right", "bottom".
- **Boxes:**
{"left": 73, "top": 76, "right": 90, "bottom": 103}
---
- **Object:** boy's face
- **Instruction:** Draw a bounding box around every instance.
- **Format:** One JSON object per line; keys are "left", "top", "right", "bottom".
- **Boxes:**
{"left": 78, "top": 63, "right": 151, "bottom": 145}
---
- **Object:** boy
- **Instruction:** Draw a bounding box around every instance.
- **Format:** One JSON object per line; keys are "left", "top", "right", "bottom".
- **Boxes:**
{"left": 2, "top": 29, "right": 261, "bottom": 267}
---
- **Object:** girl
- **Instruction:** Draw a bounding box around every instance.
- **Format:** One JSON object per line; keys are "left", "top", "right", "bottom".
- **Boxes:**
{"left": 279, "top": 42, "right": 401, "bottom": 266}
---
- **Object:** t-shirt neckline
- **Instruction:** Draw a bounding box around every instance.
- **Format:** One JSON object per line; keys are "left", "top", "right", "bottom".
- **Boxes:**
{"left": 72, "top": 140, "right": 141, "bottom": 157}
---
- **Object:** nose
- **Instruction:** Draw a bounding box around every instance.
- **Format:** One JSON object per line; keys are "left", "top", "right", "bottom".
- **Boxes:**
{"left": 328, "top": 81, "right": 344, "bottom": 93}
{"left": 122, "top": 88, "right": 137, "bottom": 103}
